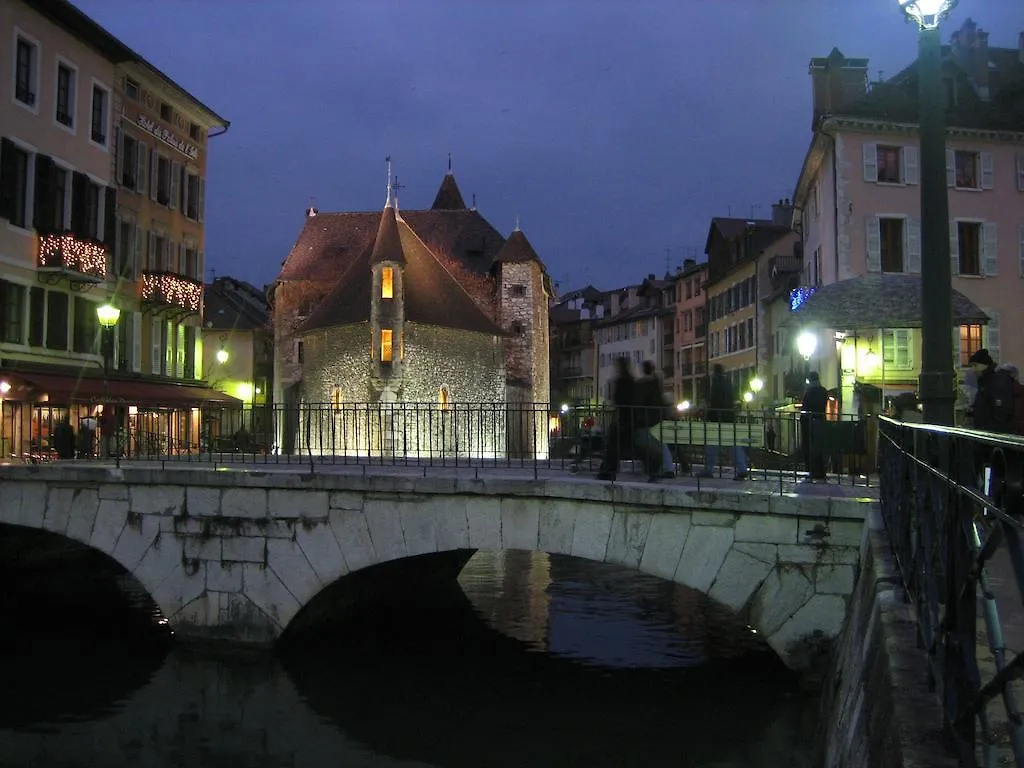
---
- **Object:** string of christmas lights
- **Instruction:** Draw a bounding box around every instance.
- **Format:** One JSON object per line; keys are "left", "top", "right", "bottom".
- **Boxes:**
{"left": 142, "top": 271, "right": 202, "bottom": 312}
{"left": 37, "top": 234, "right": 107, "bottom": 279}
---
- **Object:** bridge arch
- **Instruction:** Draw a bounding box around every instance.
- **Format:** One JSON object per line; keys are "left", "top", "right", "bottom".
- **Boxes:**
{"left": 0, "top": 466, "right": 869, "bottom": 666}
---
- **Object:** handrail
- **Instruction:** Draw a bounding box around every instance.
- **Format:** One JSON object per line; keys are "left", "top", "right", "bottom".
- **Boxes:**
{"left": 877, "top": 415, "right": 1024, "bottom": 767}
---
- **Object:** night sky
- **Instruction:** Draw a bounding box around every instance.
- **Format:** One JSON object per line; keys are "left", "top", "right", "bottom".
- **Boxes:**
{"left": 74, "top": 0, "right": 1024, "bottom": 294}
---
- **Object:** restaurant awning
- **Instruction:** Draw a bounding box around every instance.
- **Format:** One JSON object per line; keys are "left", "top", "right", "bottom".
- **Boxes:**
{"left": 0, "top": 369, "right": 243, "bottom": 407}
{"left": 781, "top": 274, "right": 989, "bottom": 331}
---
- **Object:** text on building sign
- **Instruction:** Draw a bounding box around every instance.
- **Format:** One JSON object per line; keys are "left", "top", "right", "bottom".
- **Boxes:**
{"left": 137, "top": 115, "right": 199, "bottom": 160}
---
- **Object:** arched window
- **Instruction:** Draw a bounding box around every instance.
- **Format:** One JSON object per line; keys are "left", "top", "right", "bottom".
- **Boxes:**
{"left": 439, "top": 385, "right": 451, "bottom": 411}
{"left": 331, "top": 386, "right": 343, "bottom": 412}
{"left": 381, "top": 267, "right": 394, "bottom": 299}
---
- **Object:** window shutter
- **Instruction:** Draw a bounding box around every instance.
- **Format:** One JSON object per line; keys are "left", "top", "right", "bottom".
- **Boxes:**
{"left": 150, "top": 316, "right": 162, "bottom": 375}
{"left": 175, "top": 323, "right": 186, "bottom": 378}
{"left": 980, "top": 152, "right": 994, "bottom": 190}
{"left": 114, "top": 214, "right": 122, "bottom": 273}
{"left": 149, "top": 150, "right": 158, "bottom": 201}
{"left": 169, "top": 161, "right": 180, "bottom": 210}
{"left": 895, "top": 330, "right": 911, "bottom": 370}
{"left": 103, "top": 186, "right": 116, "bottom": 255}
{"left": 197, "top": 177, "right": 205, "bottom": 223}
{"left": 866, "top": 215, "right": 881, "bottom": 272}
{"left": 1017, "top": 153, "right": 1024, "bottom": 192}
{"left": 147, "top": 230, "right": 156, "bottom": 272}
{"left": 950, "top": 220, "right": 960, "bottom": 275}
{"left": 32, "top": 154, "right": 54, "bottom": 232}
{"left": 903, "top": 145, "right": 919, "bottom": 185}
{"left": 136, "top": 144, "right": 147, "bottom": 194}
{"left": 197, "top": 250, "right": 204, "bottom": 281}
{"left": 162, "top": 238, "right": 170, "bottom": 272}
{"left": 1020, "top": 223, "right": 1024, "bottom": 278}
{"left": 862, "top": 142, "right": 877, "bottom": 182}
{"left": 946, "top": 149, "right": 956, "bottom": 187}
{"left": 0, "top": 137, "right": 17, "bottom": 220}
{"left": 906, "top": 217, "right": 921, "bottom": 273}
{"left": 982, "top": 222, "right": 998, "bottom": 276}
{"left": 983, "top": 309, "right": 1000, "bottom": 363}
{"left": 177, "top": 242, "right": 184, "bottom": 274}
{"left": 133, "top": 226, "right": 142, "bottom": 277}
{"left": 70, "top": 171, "right": 87, "bottom": 236}
{"left": 952, "top": 326, "right": 962, "bottom": 371}
{"left": 165, "top": 321, "right": 174, "bottom": 376}
{"left": 131, "top": 311, "right": 142, "bottom": 372}
{"left": 115, "top": 125, "right": 123, "bottom": 185}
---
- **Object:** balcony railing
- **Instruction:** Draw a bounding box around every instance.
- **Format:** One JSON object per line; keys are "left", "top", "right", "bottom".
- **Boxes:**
{"left": 37, "top": 233, "right": 107, "bottom": 282}
{"left": 141, "top": 271, "right": 202, "bottom": 314}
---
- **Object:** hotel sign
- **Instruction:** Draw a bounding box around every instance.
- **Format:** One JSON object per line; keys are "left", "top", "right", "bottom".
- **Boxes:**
{"left": 137, "top": 115, "right": 199, "bottom": 160}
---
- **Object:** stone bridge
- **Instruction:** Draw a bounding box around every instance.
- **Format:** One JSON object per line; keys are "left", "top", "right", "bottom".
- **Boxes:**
{"left": 0, "top": 464, "right": 873, "bottom": 670}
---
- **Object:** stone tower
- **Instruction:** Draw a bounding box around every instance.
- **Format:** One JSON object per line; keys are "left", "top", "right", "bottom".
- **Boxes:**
{"left": 368, "top": 186, "right": 407, "bottom": 400}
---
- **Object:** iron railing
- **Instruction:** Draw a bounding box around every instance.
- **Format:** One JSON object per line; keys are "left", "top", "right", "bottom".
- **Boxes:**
{"left": 878, "top": 416, "right": 1024, "bottom": 767}
{"left": 2, "top": 401, "right": 876, "bottom": 488}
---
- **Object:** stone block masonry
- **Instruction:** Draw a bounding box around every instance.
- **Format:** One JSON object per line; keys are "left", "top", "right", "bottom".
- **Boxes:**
{"left": 0, "top": 465, "right": 872, "bottom": 668}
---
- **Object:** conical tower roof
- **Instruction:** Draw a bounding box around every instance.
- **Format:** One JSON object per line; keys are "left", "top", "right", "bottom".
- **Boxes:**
{"left": 369, "top": 203, "right": 406, "bottom": 266}
{"left": 431, "top": 172, "right": 467, "bottom": 210}
{"left": 493, "top": 227, "right": 541, "bottom": 264}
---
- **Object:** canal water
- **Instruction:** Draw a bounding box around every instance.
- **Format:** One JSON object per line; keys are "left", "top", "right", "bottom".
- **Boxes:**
{"left": 0, "top": 544, "right": 818, "bottom": 767}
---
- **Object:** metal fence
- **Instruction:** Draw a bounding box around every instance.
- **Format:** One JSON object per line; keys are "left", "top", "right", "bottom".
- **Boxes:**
{"left": 5, "top": 401, "right": 877, "bottom": 487}
{"left": 878, "top": 416, "right": 1024, "bottom": 767}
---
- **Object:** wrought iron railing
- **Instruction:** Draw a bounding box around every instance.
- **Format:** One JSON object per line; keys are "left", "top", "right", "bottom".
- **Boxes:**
{"left": 877, "top": 417, "right": 1024, "bottom": 767}
{"left": 3, "top": 401, "right": 876, "bottom": 489}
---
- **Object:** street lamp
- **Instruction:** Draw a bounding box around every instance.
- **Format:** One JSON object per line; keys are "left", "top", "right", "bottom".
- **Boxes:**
{"left": 898, "top": 0, "right": 957, "bottom": 425}
{"left": 796, "top": 331, "right": 818, "bottom": 361}
{"left": 216, "top": 348, "right": 229, "bottom": 364}
{"left": 749, "top": 377, "right": 764, "bottom": 395}
{"left": 96, "top": 303, "right": 121, "bottom": 462}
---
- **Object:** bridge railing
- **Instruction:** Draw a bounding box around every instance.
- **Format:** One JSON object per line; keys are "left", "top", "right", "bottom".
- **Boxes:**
{"left": 7, "top": 401, "right": 875, "bottom": 485}
{"left": 877, "top": 416, "right": 1024, "bottom": 767}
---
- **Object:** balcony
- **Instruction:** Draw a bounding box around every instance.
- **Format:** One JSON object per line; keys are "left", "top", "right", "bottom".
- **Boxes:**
{"left": 559, "top": 366, "right": 584, "bottom": 378}
{"left": 141, "top": 271, "right": 202, "bottom": 315}
{"left": 37, "top": 233, "right": 107, "bottom": 282}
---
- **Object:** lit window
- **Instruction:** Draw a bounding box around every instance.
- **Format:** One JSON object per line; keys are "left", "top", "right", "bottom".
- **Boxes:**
{"left": 382, "top": 267, "right": 394, "bottom": 299}
{"left": 381, "top": 329, "right": 393, "bottom": 362}
{"left": 439, "top": 385, "right": 451, "bottom": 410}
{"left": 331, "top": 386, "right": 343, "bottom": 412}
{"left": 959, "top": 325, "right": 983, "bottom": 367}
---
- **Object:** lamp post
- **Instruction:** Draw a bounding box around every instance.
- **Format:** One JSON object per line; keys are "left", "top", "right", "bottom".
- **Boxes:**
{"left": 899, "top": 0, "right": 957, "bottom": 426}
{"left": 796, "top": 331, "right": 818, "bottom": 374}
{"left": 96, "top": 303, "right": 121, "bottom": 461}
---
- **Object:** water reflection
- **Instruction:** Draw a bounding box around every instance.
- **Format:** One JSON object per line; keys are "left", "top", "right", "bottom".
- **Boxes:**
{"left": 0, "top": 547, "right": 817, "bottom": 768}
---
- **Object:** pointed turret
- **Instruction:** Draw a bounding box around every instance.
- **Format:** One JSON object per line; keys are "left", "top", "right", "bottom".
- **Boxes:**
{"left": 370, "top": 202, "right": 407, "bottom": 266}
{"left": 493, "top": 227, "right": 542, "bottom": 265}
{"left": 370, "top": 186, "right": 407, "bottom": 386}
{"left": 431, "top": 171, "right": 467, "bottom": 210}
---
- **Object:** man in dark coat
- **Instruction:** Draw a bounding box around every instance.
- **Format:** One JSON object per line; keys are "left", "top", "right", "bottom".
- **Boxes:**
{"left": 597, "top": 356, "right": 637, "bottom": 481}
{"left": 52, "top": 417, "right": 76, "bottom": 460}
{"left": 697, "top": 364, "right": 748, "bottom": 480}
{"left": 801, "top": 371, "right": 828, "bottom": 480}
{"left": 968, "top": 348, "right": 1016, "bottom": 433}
{"left": 635, "top": 360, "right": 669, "bottom": 480}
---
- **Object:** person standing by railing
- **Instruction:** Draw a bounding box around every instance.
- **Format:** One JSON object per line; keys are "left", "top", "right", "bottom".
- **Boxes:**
{"left": 801, "top": 372, "right": 828, "bottom": 481}
{"left": 596, "top": 356, "right": 637, "bottom": 482}
{"left": 968, "top": 349, "right": 1016, "bottom": 434}
{"left": 636, "top": 360, "right": 670, "bottom": 480}
{"left": 697, "top": 364, "right": 748, "bottom": 481}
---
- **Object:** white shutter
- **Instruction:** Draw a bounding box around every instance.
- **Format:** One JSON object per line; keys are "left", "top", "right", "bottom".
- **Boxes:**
{"left": 149, "top": 150, "right": 158, "bottom": 200}
{"left": 197, "top": 177, "right": 205, "bottom": 223}
{"left": 131, "top": 311, "right": 142, "bottom": 373}
{"left": 982, "top": 222, "right": 998, "bottom": 276}
{"left": 946, "top": 149, "right": 956, "bottom": 187}
{"left": 1019, "top": 223, "right": 1024, "bottom": 278}
{"left": 981, "top": 152, "right": 994, "bottom": 190}
{"left": 983, "top": 309, "right": 1000, "bottom": 363}
{"left": 905, "top": 218, "right": 921, "bottom": 273}
{"left": 895, "top": 329, "right": 912, "bottom": 369}
{"left": 165, "top": 321, "right": 174, "bottom": 375}
{"left": 150, "top": 317, "right": 162, "bottom": 375}
{"left": 133, "top": 225, "right": 142, "bottom": 277}
{"left": 1017, "top": 153, "right": 1024, "bottom": 192}
{"left": 903, "top": 145, "right": 919, "bottom": 185}
{"left": 175, "top": 324, "right": 186, "bottom": 378}
{"left": 862, "top": 142, "right": 878, "bottom": 182}
{"left": 136, "top": 143, "right": 147, "bottom": 194}
{"left": 169, "top": 161, "right": 180, "bottom": 210}
{"left": 866, "top": 215, "right": 882, "bottom": 272}
{"left": 147, "top": 230, "right": 156, "bottom": 272}
{"left": 950, "top": 220, "right": 960, "bottom": 276}
{"left": 952, "top": 326, "right": 962, "bottom": 371}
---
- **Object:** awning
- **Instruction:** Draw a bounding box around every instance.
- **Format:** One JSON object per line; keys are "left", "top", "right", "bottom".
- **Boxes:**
{"left": 0, "top": 369, "right": 242, "bottom": 407}
{"left": 781, "top": 274, "right": 988, "bottom": 331}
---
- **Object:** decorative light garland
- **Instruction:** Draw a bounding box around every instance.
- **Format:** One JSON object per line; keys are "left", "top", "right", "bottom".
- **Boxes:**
{"left": 142, "top": 271, "right": 202, "bottom": 312}
{"left": 789, "top": 286, "right": 816, "bottom": 312}
{"left": 37, "top": 233, "right": 107, "bottom": 279}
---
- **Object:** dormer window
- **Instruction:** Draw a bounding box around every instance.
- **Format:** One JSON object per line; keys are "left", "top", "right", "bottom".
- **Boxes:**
{"left": 380, "top": 329, "right": 393, "bottom": 363}
{"left": 381, "top": 266, "right": 394, "bottom": 299}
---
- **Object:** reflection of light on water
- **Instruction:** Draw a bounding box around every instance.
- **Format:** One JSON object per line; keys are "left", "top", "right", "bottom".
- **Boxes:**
{"left": 457, "top": 551, "right": 766, "bottom": 670}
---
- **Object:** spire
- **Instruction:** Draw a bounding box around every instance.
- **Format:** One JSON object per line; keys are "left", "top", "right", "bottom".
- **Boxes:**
{"left": 370, "top": 203, "right": 406, "bottom": 266}
{"left": 514, "top": 214, "right": 521, "bottom": 232}
{"left": 384, "top": 156, "right": 393, "bottom": 208}
{"left": 431, "top": 167, "right": 466, "bottom": 210}
{"left": 447, "top": 152, "right": 453, "bottom": 175}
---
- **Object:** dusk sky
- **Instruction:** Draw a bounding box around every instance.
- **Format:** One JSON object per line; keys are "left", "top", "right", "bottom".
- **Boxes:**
{"left": 75, "top": 0, "right": 1024, "bottom": 295}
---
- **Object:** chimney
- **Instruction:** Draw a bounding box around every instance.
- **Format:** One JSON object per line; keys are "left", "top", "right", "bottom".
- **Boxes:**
{"left": 809, "top": 48, "right": 869, "bottom": 129}
{"left": 952, "top": 18, "right": 990, "bottom": 99}
{"left": 771, "top": 198, "right": 794, "bottom": 228}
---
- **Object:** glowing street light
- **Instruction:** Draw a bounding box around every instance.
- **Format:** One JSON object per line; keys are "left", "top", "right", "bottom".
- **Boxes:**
{"left": 897, "top": 0, "right": 957, "bottom": 29}
{"left": 677, "top": 400, "right": 691, "bottom": 412}
{"left": 796, "top": 331, "right": 818, "bottom": 361}
{"left": 96, "top": 303, "right": 121, "bottom": 328}
{"left": 749, "top": 377, "right": 764, "bottom": 394}
{"left": 216, "top": 348, "right": 229, "bottom": 364}
{"left": 0, "top": 381, "right": 10, "bottom": 394}
{"left": 743, "top": 391, "right": 754, "bottom": 404}
{"left": 560, "top": 403, "right": 569, "bottom": 414}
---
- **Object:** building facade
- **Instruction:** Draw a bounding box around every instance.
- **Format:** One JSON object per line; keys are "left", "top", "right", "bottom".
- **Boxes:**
{"left": 671, "top": 259, "right": 708, "bottom": 406}
{"left": 548, "top": 285, "right": 604, "bottom": 407}
{"left": 271, "top": 169, "right": 552, "bottom": 458}
{"left": 0, "top": 0, "right": 230, "bottom": 459}
{"left": 593, "top": 283, "right": 672, "bottom": 404}
{"left": 791, "top": 24, "right": 1024, "bottom": 415}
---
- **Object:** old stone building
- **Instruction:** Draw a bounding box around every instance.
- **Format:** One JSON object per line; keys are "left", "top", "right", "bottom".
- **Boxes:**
{"left": 270, "top": 167, "right": 551, "bottom": 457}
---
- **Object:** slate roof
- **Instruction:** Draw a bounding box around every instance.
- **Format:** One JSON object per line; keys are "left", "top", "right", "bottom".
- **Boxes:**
{"left": 782, "top": 274, "right": 988, "bottom": 330}
{"left": 299, "top": 209, "right": 505, "bottom": 337}
{"left": 369, "top": 205, "right": 406, "bottom": 266}
{"left": 493, "top": 228, "right": 543, "bottom": 265}
{"left": 203, "top": 278, "right": 268, "bottom": 331}
{"left": 431, "top": 173, "right": 467, "bottom": 210}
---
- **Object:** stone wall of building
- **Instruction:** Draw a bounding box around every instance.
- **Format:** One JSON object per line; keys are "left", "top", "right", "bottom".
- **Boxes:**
{"left": 816, "top": 508, "right": 957, "bottom": 768}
